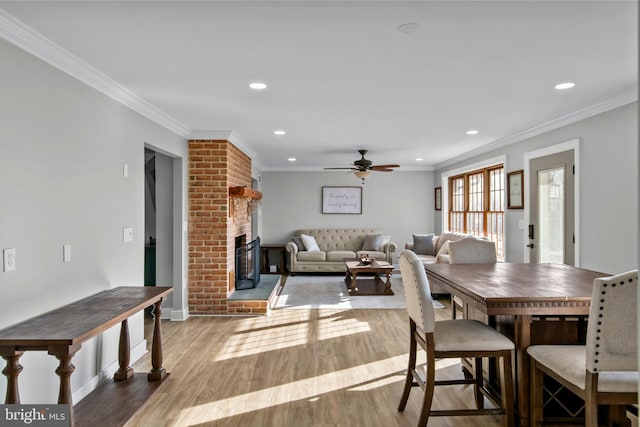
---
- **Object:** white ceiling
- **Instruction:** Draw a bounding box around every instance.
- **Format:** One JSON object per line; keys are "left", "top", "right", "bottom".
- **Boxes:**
{"left": 0, "top": 1, "right": 637, "bottom": 171}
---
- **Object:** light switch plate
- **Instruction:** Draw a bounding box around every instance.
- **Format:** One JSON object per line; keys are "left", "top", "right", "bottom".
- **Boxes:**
{"left": 3, "top": 248, "right": 16, "bottom": 272}
{"left": 63, "top": 244, "right": 71, "bottom": 263}
{"left": 123, "top": 227, "right": 133, "bottom": 242}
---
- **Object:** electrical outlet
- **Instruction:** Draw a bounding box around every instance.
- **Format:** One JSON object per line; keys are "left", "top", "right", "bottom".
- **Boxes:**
{"left": 123, "top": 227, "right": 133, "bottom": 242}
{"left": 3, "top": 248, "right": 16, "bottom": 272}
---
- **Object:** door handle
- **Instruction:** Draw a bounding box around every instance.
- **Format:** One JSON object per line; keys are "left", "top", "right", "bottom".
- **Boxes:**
{"left": 526, "top": 243, "right": 535, "bottom": 249}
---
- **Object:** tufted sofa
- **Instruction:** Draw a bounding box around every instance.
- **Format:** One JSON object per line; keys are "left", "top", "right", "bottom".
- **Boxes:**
{"left": 404, "top": 231, "right": 475, "bottom": 294}
{"left": 286, "top": 228, "right": 397, "bottom": 273}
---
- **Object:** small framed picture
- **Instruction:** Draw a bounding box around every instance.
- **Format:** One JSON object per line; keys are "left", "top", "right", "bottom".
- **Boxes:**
{"left": 434, "top": 187, "right": 442, "bottom": 211}
{"left": 507, "top": 170, "right": 524, "bottom": 209}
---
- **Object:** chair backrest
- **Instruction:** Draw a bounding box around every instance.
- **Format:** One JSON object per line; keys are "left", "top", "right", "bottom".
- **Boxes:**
{"left": 399, "top": 250, "right": 436, "bottom": 333}
{"left": 448, "top": 238, "right": 497, "bottom": 264}
{"left": 585, "top": 269, "right": 638, "bottom": 373}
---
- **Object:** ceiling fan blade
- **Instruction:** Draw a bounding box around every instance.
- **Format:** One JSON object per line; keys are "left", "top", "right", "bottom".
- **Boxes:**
{"left": 373, "top": 168, "right": 394, "bottom": 172}
{"left": 371, "top": 164, "right": 399, "bottom": 170}
{"left": 323, "top": 167, "right": 357, "bottom": 170}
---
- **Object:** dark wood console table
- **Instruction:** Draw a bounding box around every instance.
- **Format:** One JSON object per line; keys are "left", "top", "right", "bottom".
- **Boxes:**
{"left": 260, "top": 243, "right": 287, "bottom": 274}
{"left": 0, "top": 286, "right": 172, "bottom": 426}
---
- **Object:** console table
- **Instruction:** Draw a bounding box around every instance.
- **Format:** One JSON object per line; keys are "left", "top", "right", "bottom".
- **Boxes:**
{"left": 260, "top": 243, "right": 287, "bottom": 274}
{"left": 0, "top": 286, "right": 172, "bottom": 427}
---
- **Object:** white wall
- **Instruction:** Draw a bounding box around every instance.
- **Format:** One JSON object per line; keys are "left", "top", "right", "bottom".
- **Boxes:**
{"left": 260, "top": 170, "right": 434, "bottom": 258}
{"left": 0, "top": 39, "right": 187, "bottom": 402}
{"left": 435, "top": 102, "right": 638, "bottom": 274}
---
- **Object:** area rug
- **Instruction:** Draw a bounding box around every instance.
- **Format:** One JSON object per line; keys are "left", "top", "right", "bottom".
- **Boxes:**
{"left": 274, "top": 275, "right": 445, "bottom": 310}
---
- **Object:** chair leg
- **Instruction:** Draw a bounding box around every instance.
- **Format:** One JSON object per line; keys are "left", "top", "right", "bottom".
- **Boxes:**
{"left": 398, "top": 322, "right": 417, "bottom": 412}
{"left": 500, "top": 351, "right": 515, "bottom": 427}
{"left": 530, "top": 358, "right": 544, "bottom": 427}
{"left": 474, "top": 357, "right": 484, "bottom": 409}
{"left": 584, "top": 372, "right": 599, "bottom": 427}
{"left": 417, "top": 349, "right": 436, "bottom": 427}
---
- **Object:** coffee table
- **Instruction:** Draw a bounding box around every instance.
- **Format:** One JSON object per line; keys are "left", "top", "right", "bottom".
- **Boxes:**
{"left": 343, "top": 258, "right": 394, "bottom": 295}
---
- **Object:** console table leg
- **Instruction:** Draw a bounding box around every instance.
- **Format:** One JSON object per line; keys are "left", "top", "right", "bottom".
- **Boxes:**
{"left": 51, "top": 348, "right": 77, "bottom": 427}
{"left": 1, "top": 351, "right": 23, "bottom": 404}
{"left": 114, "top": 318, "right": 133, "bottom": 381}
{"left": 148, "top": 300, "right": 167, "bottom": 381}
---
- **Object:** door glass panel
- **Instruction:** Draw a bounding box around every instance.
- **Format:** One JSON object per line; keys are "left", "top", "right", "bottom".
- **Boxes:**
{"left": 538, "top": 167, "right": 564, "bottom": 263}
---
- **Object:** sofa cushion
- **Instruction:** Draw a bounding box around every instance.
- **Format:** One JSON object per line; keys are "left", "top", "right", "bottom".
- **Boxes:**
{"left": 297, "top": 251, "right": 326, "bottom": 262}
{"left": 326, "top": 251, "right": 356, "bottom": 262}
{"left": 413, "top": 234, "right": 435, "bottom": 255}
{"left": 301, "top": 234, "right": 321, "bottom": 252}
{"left": 362, "top": 234, "right": 383, "bottom": 251}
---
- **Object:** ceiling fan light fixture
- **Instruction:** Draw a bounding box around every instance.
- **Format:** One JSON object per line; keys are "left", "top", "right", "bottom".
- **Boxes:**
{"left": 354, "top": 170, "right": 372, "bottom": 183}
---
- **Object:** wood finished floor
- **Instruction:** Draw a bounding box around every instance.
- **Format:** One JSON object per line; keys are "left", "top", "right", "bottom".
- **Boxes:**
{"left": 127, "top": 298, "right": 504, "bottom": 427}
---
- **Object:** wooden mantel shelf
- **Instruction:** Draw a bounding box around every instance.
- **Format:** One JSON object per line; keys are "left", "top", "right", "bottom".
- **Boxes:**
{"left": 229, "top": 186, "right": 262, "bottom": 200}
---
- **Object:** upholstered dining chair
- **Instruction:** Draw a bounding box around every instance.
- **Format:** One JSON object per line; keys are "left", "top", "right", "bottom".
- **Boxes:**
{"left": 397, "top": 250, "right": 515, "bottom": 427}
{"left": 447, "top": 238, "right": 497, "bottom": 319}
{"left": 527, "top": 269, "right": 638, "bottom": 427}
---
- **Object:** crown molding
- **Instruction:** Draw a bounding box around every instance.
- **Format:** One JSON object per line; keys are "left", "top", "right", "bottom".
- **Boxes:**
{"left": 0, "top": 9, "right": 192, "bottom": 139}
{"left": 434, "top": 92, "right": 638, "bottom": 170}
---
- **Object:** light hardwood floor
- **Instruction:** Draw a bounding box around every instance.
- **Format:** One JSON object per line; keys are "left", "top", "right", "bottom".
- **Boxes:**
{"left": 127, "top": 297, "right": 505, "bottom": 427}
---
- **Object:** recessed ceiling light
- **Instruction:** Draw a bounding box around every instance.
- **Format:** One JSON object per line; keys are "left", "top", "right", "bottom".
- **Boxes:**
{"left": 466, "top": 130, "right": 479, "bottom": 135}
{"left": 416, "top": 158, "right": 424, "bottom": 161}
{"left": 554, "top": 82, "right": 575, "bottom": 90}
{"left": 249, "top": 82, "right": 267, "bottom": 90}
{"left": 274, "top": 130, "right": 286, "bottom": 135}
{"left": 288, "top": 158, "right": 296, "bottom": 162}
{"left": 398, "top": 23, "right": 421, "bottom": 34}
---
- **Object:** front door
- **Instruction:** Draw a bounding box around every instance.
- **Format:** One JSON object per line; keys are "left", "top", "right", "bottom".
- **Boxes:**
{"left": 528, "top": 150, "right": 575, "bottom": 265}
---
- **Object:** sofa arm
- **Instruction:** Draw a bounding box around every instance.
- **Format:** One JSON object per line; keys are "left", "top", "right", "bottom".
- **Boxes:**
{"left": 285, "top": 241, "right": 299, "bottom": 270}
{"left": 405, "top": 243, "right": 414, "bottom": 250}
{"left": 382, "top": 242, "right": 398, "bottom": 263}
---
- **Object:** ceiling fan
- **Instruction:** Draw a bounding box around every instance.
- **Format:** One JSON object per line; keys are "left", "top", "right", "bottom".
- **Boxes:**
{"left": 324, "top": 150, "right": 400, "bottom": 183}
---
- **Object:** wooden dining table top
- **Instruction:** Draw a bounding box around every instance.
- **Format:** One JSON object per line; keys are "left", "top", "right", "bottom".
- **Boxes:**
{"left": 425, "top": 263, "right": 610, "bottom": 316}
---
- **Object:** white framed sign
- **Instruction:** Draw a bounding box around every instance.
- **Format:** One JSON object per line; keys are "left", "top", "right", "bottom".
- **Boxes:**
{"left": 322, "top": 186, "right": 362, "bottom": 214}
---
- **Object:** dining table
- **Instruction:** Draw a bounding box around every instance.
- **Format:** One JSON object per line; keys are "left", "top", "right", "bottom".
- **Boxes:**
{"left": 424, "top": 262, "right": 609, "bottom": 427}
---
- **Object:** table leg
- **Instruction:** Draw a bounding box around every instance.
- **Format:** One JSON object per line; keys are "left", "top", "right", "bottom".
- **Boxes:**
{"left": 1, "top": 350, "right": 23, "bottom": 404}
{"left": 352, "top": 273, "right": 359, "bottom": 292}
{"left": 514, "top": 315, "right": 533, "bottom": 427}
{"left": 148, "top": 300, "right": 167, "bottom": 381}
{"left": 49, "top": 345, "right": 79, "bottom": 427}
{"left": 114, "top": 318, "right": 133, "bottom": 381}
{"left": 384, "top": 271, "right": 393, "bottom": 294}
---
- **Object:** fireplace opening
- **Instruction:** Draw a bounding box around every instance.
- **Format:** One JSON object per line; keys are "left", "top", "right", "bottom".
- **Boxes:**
{"left": 235, "top": 235, "right": 261, "bottom": 290}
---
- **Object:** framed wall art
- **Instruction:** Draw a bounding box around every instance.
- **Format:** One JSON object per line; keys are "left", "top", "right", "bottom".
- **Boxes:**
{"left": 507, "top": 170, "right": 524, "bottom": 209}
{"left": 434, "top": 187, "right": 442, "bottom": 211}
{"left": 322, "top": 186, "right": 362, "bottom": 214}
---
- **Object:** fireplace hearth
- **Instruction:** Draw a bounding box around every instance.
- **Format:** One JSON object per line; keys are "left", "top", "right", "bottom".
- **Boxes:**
{"left": 235, "top": 235, "right": 261, "bottom": 290}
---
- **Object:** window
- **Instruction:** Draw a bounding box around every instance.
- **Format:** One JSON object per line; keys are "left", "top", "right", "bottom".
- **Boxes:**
{"left": 448, "top": 165, "right": 504, "bottom": 258}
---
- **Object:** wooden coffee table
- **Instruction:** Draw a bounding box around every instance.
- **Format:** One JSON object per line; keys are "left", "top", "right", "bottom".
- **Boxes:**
{"left": 343, "top": 258, "right": 394, "bottom": 295}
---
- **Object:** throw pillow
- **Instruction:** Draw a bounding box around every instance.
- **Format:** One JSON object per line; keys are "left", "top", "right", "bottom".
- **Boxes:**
{"left": 435, "top": 240, "right": 451, "bottom": 263}
{"left": 291, "top": 236, "right": 305, "bottom": 251}
{"left": 361, "top": 234, "right": 383, "bottom": 251}
{"left": 300, "top": 234, "right": 321, "bottom": 252}
{"left": 413, "top": 234, "right": 435, "bottom": 255}
{"left": 378, "top": 235, "right": 391, "bottom": 251}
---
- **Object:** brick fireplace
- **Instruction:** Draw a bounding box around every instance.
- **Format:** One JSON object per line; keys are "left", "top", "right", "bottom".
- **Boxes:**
{"left": 188, "top": 139, "right": 253, "bottom": 315}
